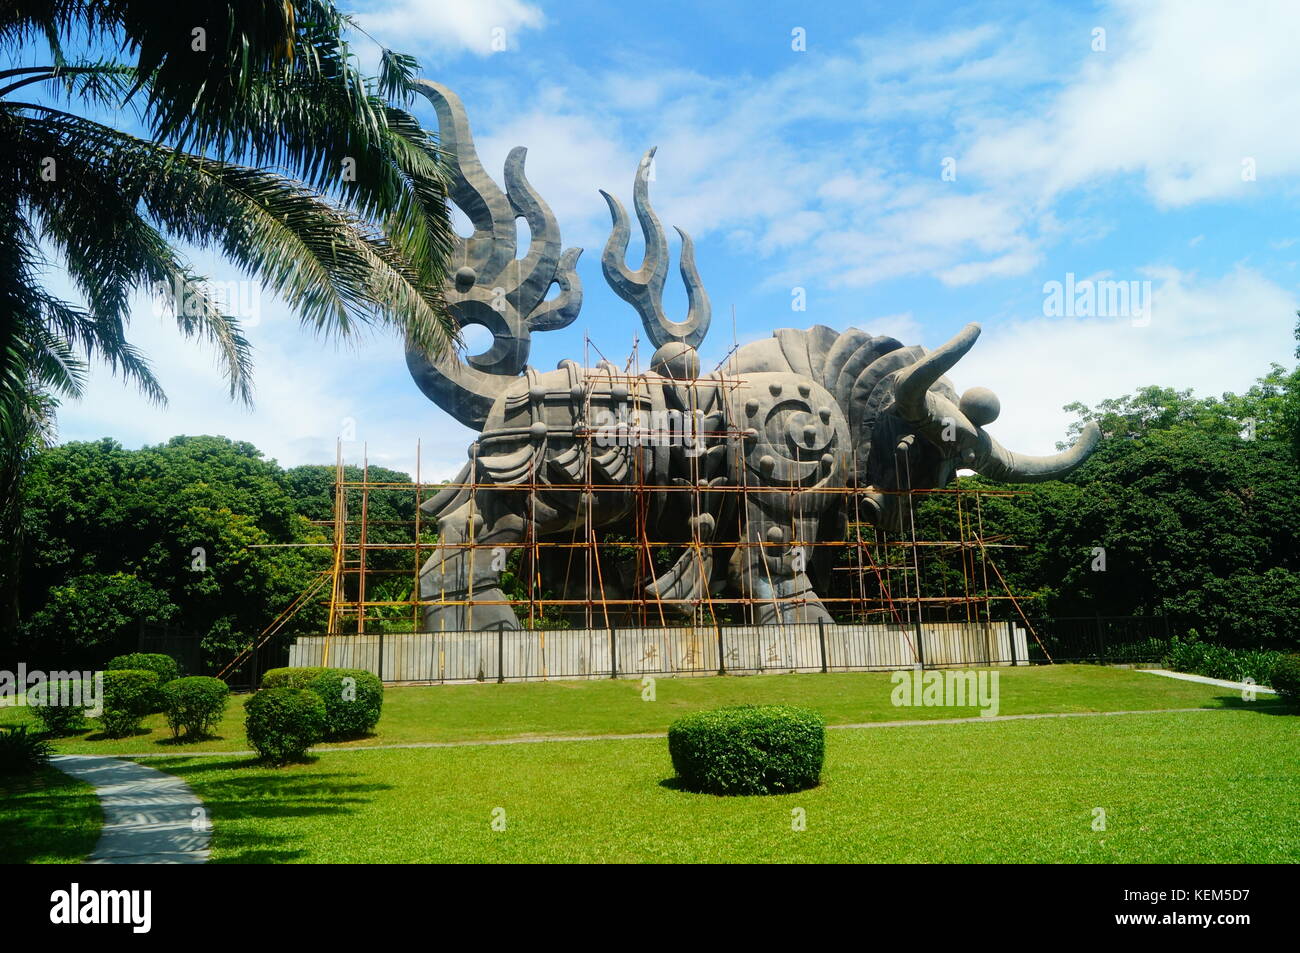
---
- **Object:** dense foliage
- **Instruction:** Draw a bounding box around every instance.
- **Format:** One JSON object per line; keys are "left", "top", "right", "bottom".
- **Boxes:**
{"left": 0, "top": 726, "right": 53, "bottom": 775}
{"left": 1163, "top": 633, "right": 1281, "bottom": 686}
{"left": 905, "top": 325, "right": 1300, "bottom": 650}
{"left": 668, "top": 705, "right": 825, "bottom": 795}
{"left": 245, "top": 687, "right": 327, "bottom": 764}
{"left": 260, "top": 667, "right": 331, "bottom": 690}
{"left": 307, "top": 669, "right": 384, "bottom": 738}
{"left": 12, "top": 437, "right": 333, "bottom": 669}
{"left": 106, "top": 652, "right": 180, "bottom": 710}
{"left": 1270, "top": 654, "right": 1300, "bottom": 706}
{"left": 98, "top": 669, "right": 159, "bottom": 737}
{"left": 27, "top": 679, "right": 90, "bottom": 735}
{"left": 160, "top": 676, "right": 230, "bottom": 740}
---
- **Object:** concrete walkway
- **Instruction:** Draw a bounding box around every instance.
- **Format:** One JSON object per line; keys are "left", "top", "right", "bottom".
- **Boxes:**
{"left": 51, "top": 755, "right": 210, "bottom": 864}
{"left": 105, "top": 704, "right": 1233, "bottom": 759}
{"left": 1138, "top": 668, "right": 1277, "bottom": 693}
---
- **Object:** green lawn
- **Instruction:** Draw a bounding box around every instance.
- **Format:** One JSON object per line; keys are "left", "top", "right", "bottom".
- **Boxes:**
{"left": 145, "top": 708, "right": 1299, "bottom": 863}
{"left": 0, "top": 765, "right": 102, "bottom": 864}
{"left": 0, "top": 665, "right": 1267, "bottom": 755}
{"left": 4, "top": 666, "right": 1294, "bottom": 863}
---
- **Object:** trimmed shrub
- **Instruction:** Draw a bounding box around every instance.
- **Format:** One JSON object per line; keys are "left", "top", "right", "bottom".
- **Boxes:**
{"left": 668, "top": 705, "right": 825, "bottom": 796}
{"left": 105, "top": 653, "right": 180, "bottom": 711}
{"left": 245, "top": 688, "right": 326, "bottom": 764}
{"left": 307, "top": 669, "right": 383, "bottom": 739}
{"left": 0, "top": 726, "right": 53, "bottom": 775}
{"left": 27, "top": 679, "right": 92, "bottom": 735}
{"left": 99, "top": 670, "right": 160, "bottom": 738}
{"left": 1270, "top": 654, "right": 1300, "bottom": 707}
{"left": 260, "top": 667, "right": 330, "bottom": 691}
{"left": 160, "top": 677, "right": 230, "bottom": 740}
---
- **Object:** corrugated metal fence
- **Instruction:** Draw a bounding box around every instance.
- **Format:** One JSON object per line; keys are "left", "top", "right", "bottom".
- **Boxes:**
{"left": 288, "top": 620, "right": 1033, "bottom": 684}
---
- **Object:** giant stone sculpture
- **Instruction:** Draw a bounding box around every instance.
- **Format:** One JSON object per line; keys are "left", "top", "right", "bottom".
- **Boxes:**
{"left": 406, "top": 82, "right": 1101, "bottom": 631}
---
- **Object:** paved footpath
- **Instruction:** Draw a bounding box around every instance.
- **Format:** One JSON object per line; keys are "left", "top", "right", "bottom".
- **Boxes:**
{"left": 51, "top": 755, "right": 210, "bottom": 864}
{"left": 1138, "top": 668, "right": 1277, "bottom": 693}
{"left": 107, "top": 704, "right": 1235, "bottom": 759}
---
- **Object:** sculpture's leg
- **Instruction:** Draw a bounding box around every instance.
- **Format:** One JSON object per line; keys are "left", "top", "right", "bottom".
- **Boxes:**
{"left": 419, "top": 492, "right": 525, "bottom": 631}
{"left": 731, "top": 496, "right": 832, "bottom": 624}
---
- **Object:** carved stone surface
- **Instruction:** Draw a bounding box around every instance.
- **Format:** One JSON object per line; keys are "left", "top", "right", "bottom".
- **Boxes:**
{"left": 406, "top": 85, "right": 1101, "bottom": 631}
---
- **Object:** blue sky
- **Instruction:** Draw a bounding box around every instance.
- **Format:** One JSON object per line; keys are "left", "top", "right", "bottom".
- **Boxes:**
{"left": 50, "top": 0, "right": 1300, "bottom": 478}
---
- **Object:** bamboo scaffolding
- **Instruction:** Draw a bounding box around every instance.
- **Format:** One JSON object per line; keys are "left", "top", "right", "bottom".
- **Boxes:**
{"left": 254, "top": 357, "right": 1039, "bottom": 641}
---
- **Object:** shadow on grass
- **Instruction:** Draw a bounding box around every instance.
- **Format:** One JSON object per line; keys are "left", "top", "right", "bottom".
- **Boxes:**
{"left": 0, "top": 766, "right": 101, "bottom": 864}
{"left": 152, "top": 732, "right": 234, "bottom": 747}
{"left": 156, "top": 758, "right": 395, "bottom": 863}
{"left": 82, "top": 727, "right": 152, "bottom": 743}
{"left": 1207, "top": 694, "right": 1294, "bottom": 714}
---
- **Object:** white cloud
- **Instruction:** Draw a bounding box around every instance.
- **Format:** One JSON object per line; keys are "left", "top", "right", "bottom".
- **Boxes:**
{"left": 54, "top": 262, "right": 476, "bottom": 480}
{"left": 963, "top": 0, "right": 1300, "bottom": 207}
{"left": 952, "top": 266, "right": 1298, "bottom": 455}
{"left": 358, "top": 0, "right": 545, "bottom": 57}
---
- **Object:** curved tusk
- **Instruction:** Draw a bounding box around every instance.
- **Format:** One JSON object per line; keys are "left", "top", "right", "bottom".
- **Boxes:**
{"left": 975, "top": 421, "right": 1101, "bottom": 483}
{"left": 893, "top": 323, "right": 981, "bottom": 422}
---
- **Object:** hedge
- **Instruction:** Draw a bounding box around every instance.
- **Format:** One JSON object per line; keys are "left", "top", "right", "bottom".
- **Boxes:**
{"left": 160, "top": 676, "right": 230, "bottom": 740}
{"left": 26, "top": 679, "right": 92, "bottom": 735}
{"left": 245, "top": 688, "right": 326, "bottom": 764}
{"left": 105, "top": 653, "right": 180, "bottom": 711}
{"left": 307, "top": 669, "right": 383, "bottom": 738}
{"left": 260, "top": 667, "right": 331, "bottom": 691}
{"left": 1271, "top": 654, "right": 1300, "bottom": 707}
{"left": 667, "top": 705, "right": 825, "bottom": 795}
{"left": 99, "top": 670, "right": 160, "bottom": 738}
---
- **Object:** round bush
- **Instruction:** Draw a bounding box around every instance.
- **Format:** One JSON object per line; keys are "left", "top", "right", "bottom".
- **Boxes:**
{"left": 27, "top": 679, "right": 92, "bottom": 735}
{"left": 99, "top": 670, "right": 160, "bottom": 738}
{"left": 160, "top": 676, "right": 230, "bottom": 740}
{"left": 105, "top": 653, "right": 180, "bottom": 711}
{"left": 307, "top": 669, "right": 383, "bottom": 739}
{"left": 245, "top": 687, "right": 326, "bottom": 764}
{"left": 260, "top": 667, "right": 330, "bottom": 691}
{"left": 1270, "top": 654, "right": 1300, "bottom": 707}
{"left": 667, "top": 705, "right": 825, "bottom": 796}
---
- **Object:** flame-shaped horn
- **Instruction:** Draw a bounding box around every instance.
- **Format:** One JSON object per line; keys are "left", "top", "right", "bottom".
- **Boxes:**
{"left": 600, "top": 147, "right": 710, "bottom": 350}
{"left": 975, "top": 422, "right": 1102, "bottom": 483}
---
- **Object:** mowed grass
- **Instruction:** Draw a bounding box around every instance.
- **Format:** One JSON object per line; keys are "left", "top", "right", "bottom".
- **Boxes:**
{"left": 147, "top": 708, "right": 1300, "bottom": 863}
{"left": 0, "top": 665, "right": 1268, "bottom": 755}
{"left": 0, "top": 765, "right": 102, "bottom": 864}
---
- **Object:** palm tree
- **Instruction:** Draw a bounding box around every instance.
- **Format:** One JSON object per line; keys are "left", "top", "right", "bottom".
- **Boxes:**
{"left": 1, "top": 0, "right": 457, "bottom": 436}
{"left": 0, "top": 1, "right": 458, "bottom": 630}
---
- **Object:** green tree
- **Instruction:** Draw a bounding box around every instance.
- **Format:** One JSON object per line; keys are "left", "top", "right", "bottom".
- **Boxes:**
{"left": 964, "top": 343, "right": 1300, "bottom": 648}
{"left": 18, "top": 571, "right": 176, "bottom": 664}
{"left": 16, "top": 436, "right": 330, "bottom": 667}
{"left": 0, "top": 2, "right": 457, "bottom": 621}
{"left": 2, "top": 2, "right": 455, "bottom": 434}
